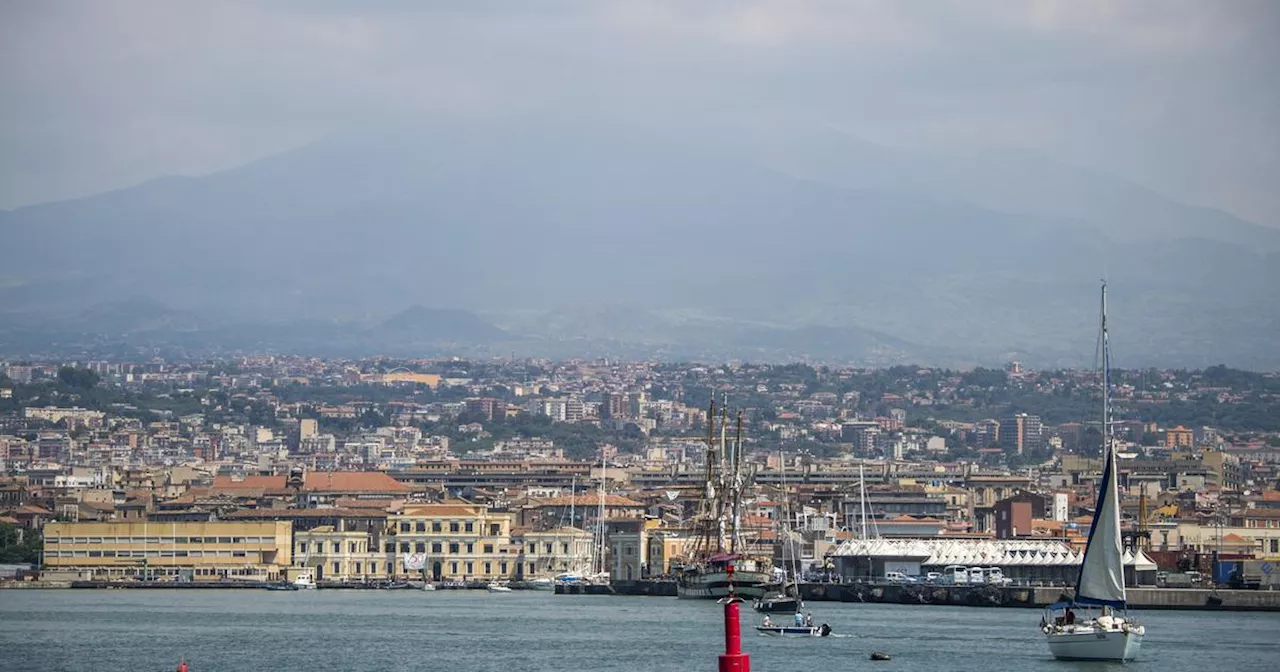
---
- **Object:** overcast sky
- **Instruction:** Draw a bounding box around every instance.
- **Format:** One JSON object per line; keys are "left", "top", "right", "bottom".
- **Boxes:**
{"left": 2, "top": 1, "right": 1277, "bottom": 225}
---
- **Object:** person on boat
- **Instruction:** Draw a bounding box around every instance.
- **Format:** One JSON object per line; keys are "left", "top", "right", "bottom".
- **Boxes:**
{"left": 1064, "top": 609, "right": 1076, "bottom": 625}
{"left": 793, "top": 611, "right": 805, "bottom": 627}
{"left": 762, "top": 615, "right": 773, "bottom": 628}
{"left": 804, "top": 612, "right": 814, "bottom": 627}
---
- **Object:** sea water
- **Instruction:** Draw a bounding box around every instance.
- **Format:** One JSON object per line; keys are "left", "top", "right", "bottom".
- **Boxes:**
{"left": 1, "top": 590, "right": 1277, "bottom": 672}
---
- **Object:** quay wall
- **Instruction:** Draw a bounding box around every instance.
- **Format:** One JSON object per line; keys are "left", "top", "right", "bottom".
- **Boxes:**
{"left": 572, "top": 580, "right": 1280, "bottom": 612}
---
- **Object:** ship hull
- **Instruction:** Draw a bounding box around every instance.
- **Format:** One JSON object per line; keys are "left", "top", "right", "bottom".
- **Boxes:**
{"left": 676, "top": 570, "right": 775, "bottom": 600}
{"left": 1046, "top": 628, "right": 1143, "bottom": 661}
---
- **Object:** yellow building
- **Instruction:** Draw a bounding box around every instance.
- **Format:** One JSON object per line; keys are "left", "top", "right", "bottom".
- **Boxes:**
{"left": 42, "top": 521, "right": 292, "bottom": 581}
{"left": 385, "top": 502, "right": 517, "bottom": 581}
{"left": 517, "top": 527, "right": 594, "bottom": 579}
{"left": 294, "top": 526, "right": 386, "bottom": 582}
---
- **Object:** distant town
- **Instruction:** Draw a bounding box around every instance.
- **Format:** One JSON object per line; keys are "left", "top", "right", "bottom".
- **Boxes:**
{"left": 2, "top": 356, "right": 1278, "bottom": 592}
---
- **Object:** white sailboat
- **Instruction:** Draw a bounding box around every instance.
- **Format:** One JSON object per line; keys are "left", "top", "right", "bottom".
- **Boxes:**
{"left": 1042, "top": 282, "right": 1144, "bottom": 661}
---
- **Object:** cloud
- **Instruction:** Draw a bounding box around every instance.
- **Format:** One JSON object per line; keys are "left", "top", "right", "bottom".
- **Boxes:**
{"left": 1, "top": 0, "right": 1276, "bottom": 224}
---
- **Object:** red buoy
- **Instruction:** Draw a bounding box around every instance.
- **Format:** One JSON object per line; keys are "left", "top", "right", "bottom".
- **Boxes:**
{"left": 718, "top": 562, "right": 750, "bottom": 672}
{"left": 176, "top": 660, "right": 188, "bottom": 672}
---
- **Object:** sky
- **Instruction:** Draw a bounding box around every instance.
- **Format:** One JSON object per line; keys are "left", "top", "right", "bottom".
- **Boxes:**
{"left": 1, "top": 1, "right": 1277, "bottom": 226}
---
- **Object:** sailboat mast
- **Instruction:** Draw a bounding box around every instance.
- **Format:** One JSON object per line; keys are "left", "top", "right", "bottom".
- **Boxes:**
{"left": 858, "top": 463, "right": 869, "bottom": 541}
{"left": 1102, "top": 280, "right": 1112, "bottom": 459}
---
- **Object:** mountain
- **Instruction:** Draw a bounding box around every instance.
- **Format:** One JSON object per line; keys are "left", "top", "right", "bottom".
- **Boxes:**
{"left": 377, "top": 306, "right": 507, "bottom": 343}
{"left": 1, "top": 120, "right": 1276, "bottom": 368}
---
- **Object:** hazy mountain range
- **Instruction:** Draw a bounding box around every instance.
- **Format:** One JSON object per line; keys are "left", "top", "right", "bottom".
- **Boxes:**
{"left": 2, "top": 120, "right": 1277, "bottom": 369}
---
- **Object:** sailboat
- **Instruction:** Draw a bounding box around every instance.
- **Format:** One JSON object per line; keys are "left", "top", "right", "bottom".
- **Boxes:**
{"left": 755, "top": 451, "right": 803, "bottom": 614}
{"left": 1041, "top": 282, "right": 1144, "bottom": 661}
{"left": 675, "top": 398, "right": 774, "bottom": 599}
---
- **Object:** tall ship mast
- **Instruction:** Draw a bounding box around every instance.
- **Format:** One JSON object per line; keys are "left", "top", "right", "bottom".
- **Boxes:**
{"left": 676, "top": 396, "right": 775, "bottom": 599}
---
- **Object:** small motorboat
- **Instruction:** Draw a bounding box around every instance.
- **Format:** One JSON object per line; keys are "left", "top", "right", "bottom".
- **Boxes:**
{"left": 527, "top": 577, "right": 554, "bottom": 591}
{"left": 422, "top": 582, "right": 437, "bottom": 591}
{"left": 292, "top": 573, "right": 317, "bottom": 590}
{"left": 487, "top": 583, "right": 513, "bottom": 593}
{"left": 264, "top": 583, "right": 299, "bottom": 592}
{"left": 755, "top": 623, "right": 831, "bottom": 638}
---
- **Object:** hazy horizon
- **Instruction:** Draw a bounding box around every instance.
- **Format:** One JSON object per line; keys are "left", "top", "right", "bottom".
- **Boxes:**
{"left": 1, "top": 2, "right": 1278, "bottom": 370}
{"left": 2, "top": 1, "right": 1278, "bottom": 226}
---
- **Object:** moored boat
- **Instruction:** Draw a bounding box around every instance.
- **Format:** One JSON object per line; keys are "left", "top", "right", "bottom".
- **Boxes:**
{"left": 675, "top": 399, "right": 776, "bottom": 600}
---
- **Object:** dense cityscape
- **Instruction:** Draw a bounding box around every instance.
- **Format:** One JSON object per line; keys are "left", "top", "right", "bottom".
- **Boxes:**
{"left": 3, "top": 356, "right": 1277, "bottom": 592}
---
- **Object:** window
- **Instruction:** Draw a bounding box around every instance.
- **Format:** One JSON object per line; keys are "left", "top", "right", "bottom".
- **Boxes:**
{"left": 450, "top": 562, "right": 458, "bottom": 574}
{"left": 400, "top": 522, "right": 411, "bottom": 533}
{"left": 298, "top": 542, "right": 308, "bottom": 554}
{"left": 465, "top": 562, "right": 473, "bottom": 574}
{"left": 355, "top": 562, "right": 362, "bottom": 574}
{"left": 464, "top": 522, "right": 474, "bottom": 533}
{"left": 332, "top": 542, "right": 341, "bottom": 553}
{"left": 333, "top": 562, "right": 340, "bottom": 574}
{"left": 432, "top": 522, "right": 442, "bottom": 533}
{"left": 233, "top": 551, "right": 246, "bottom": 558}
{"left": 545, "top": 543, "right": 553, "bottom": 554}
{"left": 488, "top": 524, "right": 500, "bottom": 536}
{"left": 449, "top": 543, "right": 459, "bottom": 554}
{"left": 500, "top": 562, "right": 507, "bottom": 574}
{"left": 415, "top": 522, "right": 426, "bottom": 533}
{"left": 432, "top": 543, "right": 442, "bottom": 553}
{"left": 371, "top": 562, "right": 379, "bottom": 574}
{"left": 349, "top": 542, "right": 358, "bottom": 553}
{"left": 561, "top": 543, "right": 569, "bottom": 554}
{"left": 528, "top": 543, "right": 536, "bottom": 553}
{"left": 385, "top": 542, "right": 395, "bottom": 553}
{"left": 528, "top": 562, "right": 535, "bottom": 574}
{"left": 484, "top": 562, "right": 492, "bottom": 574}
{"left": 483, "top": 544, "right": 493, "bottom": 554}
{"left": 449, "top": 522, "right": 459, "bottom": 533}
{"left": 1272, "top": 539, "right": 1279, "bottom": 554}
{"left": 466, "top": 543, "right": 473, "bottom": 554}
{"left": 415, "top": 542, "right": 426, "bottom": 553}
{"left": 400, "top": 543, "right": 410, "bottom": 553}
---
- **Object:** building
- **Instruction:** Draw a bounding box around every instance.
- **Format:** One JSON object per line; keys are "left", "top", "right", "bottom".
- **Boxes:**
{"left": 42, "top": 520, "right": 292, "bottom": 581}
{"left": 1164, "top": 426, "right": 1194, "bottom": 448}
{"left": 600, "top": 391, "right": 627, "bottom": 420}
{"left": 1000, "top": 413, "right": 1043, "bottom": 454}
{"left": 294, "top": 525, "right": 386, "bottom": 582}
{"left": 385, "top": 502, "right": 516, "bottom": 581}
{"left": 973, "top": 419, "right": 1000, "bottom": 448}
{"left": 23, "top": 407, "right": 106, "bottom": 426}
{"left": 515, "top": 527, "right": 594, "bottom": 579}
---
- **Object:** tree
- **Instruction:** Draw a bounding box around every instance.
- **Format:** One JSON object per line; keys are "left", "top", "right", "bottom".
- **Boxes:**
{"left": 56, "top": 366, "right": 100, "bottom": 390}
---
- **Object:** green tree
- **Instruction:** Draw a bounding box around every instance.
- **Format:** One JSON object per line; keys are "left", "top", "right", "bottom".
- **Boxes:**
{"left": 56, "top": 366, "right": 100, "bottom": 390}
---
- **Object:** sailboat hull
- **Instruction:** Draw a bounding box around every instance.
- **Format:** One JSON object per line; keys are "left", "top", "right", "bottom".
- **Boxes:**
{"left": 676, "top": 571, "right": 774, "bottom": 599}
{"left": 1046, "top": 627, "right": 1142, "bottom": 661}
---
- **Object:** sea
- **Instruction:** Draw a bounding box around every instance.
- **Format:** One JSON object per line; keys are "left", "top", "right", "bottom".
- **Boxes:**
{"left": 1, "top": 590, "right": 1277, "bottom": 672}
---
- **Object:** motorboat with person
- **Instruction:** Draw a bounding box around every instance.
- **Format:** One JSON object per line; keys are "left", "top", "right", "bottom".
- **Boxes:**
{"left": 755, "top": 611, "right": 831, "bottom": 638}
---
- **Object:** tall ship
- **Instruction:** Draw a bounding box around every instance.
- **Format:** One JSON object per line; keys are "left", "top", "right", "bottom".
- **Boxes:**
{"left": 675, "top": 398, "right": 775, "bottom": 599}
